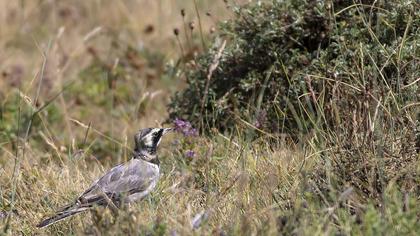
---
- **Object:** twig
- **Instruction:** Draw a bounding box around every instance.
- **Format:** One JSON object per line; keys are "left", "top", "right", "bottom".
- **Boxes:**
{"left": 83, "top": 122, "right": 92, "bottom": 147}
{"left": 401, "top": 77, "right": 420, "bottom": 90}
{"left": 70, "top": 118, "right": 128, "bottom": 148}
{"left": 193, "top": 0, "right": 206, "bottom": 49}
{"left": 181, "top": 9, "right": 192, "bottom": 51}
{"left": 305, "top": 76, "right": 317, "bottom": 105}
{"left": 174, "top": 28, "right": 185, "bottom": 59}
{"left": 200, "top": 40, "right": 226, "bottom": 113}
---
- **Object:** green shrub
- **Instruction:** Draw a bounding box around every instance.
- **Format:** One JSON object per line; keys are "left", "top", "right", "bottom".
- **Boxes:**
{"left": 168, "top": 0, "right": 419, "bottom": 137}
{"left": 168, "top": 0, "right": 420, "bottom": 228}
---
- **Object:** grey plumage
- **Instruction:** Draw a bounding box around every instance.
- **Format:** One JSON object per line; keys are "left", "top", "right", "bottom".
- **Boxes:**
{"left": 37, "top": 128, "right": 172, "bottom": 228}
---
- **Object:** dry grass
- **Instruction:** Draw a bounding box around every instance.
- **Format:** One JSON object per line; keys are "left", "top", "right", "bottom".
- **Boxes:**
{"left": 1, "top": 0, "right": 419, "bottom": 235}
{"left": 2, "top": 135, "right": 304, "bottom": 234}
{"left": 0, "top": 0, "right": 300, "bottom": 235}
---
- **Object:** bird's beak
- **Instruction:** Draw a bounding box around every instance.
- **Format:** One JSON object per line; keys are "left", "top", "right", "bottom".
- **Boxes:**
{"left": 162, "top": 128, "right": 173, "bottom": 135}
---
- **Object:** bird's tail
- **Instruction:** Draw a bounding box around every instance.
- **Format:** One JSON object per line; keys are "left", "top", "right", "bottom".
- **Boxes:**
{"left": 36, "top": 206, "right": 89, "bottom": 228}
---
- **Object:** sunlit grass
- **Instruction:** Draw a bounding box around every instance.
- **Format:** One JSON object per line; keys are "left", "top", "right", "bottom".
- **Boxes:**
{"left": 1, "top": 0, "right": 419, "bottom": 235}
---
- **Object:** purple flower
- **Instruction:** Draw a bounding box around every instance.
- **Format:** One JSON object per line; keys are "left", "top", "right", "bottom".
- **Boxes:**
{"left": 254, "top": 110, "right": 267, "bottom": 129}
{"left": 185, "top": 150, "right": 195, "bottom": 158}
{"left": 173, "top": 118, "right": 198, "bottom": 137}
{"left": 185, "top": 128, "right": 198, "bottom": 136}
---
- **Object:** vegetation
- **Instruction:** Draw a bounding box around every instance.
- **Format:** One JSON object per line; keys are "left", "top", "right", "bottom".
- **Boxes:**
{"left": 169, "top": 0, "right": 420, "bottom": 233}
{"left": 0, "top": 0, "right": 419, "bottom": 235}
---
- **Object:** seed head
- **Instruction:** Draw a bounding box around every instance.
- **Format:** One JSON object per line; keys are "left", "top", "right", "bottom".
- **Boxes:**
{"left": 173, "top": 28, "right": 179, "bottom": 36}
{"left": 210, "top": 26, "right": 216, "bottom": 34}
{"left": 189, "top": 21, "right": 195, "bottom": 30}
{"left": 144, "top": 24, "right": 154, "bottom": 34}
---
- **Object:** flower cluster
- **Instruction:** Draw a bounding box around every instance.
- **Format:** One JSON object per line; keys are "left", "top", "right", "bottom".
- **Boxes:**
{"left": 173, "top": 118, "right": 198, "bottom": 137}
{"left": 173, "top": 118, "right": 198, "bottom": 159}
{"left": 185, "top": 150, "right": 195, "bottom": 158}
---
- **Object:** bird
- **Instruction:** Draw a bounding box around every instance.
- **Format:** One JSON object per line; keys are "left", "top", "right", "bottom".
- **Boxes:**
{"left": 36, "top": 127, "right": 173, "bottom": 228}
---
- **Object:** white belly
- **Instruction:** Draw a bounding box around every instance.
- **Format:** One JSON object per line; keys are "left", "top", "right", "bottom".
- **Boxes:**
{"left": 127, "top": 163, "right": 160, "bottom": 203}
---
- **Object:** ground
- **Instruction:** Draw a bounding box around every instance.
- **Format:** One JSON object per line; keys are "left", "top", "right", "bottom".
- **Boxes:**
{"left": 1, "top": 0, "right": 419, "bottom": 235}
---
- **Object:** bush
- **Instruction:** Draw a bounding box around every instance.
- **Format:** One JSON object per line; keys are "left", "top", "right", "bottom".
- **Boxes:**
{"left": 168, "top": 0, "right": 420, "bottom": 223}
{"left": 168, "top": 0, "right": 419, "bottom": 137}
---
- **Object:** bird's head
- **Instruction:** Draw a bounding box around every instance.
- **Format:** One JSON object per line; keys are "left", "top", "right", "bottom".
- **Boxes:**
{"left": 133, "top": 128, "right": 172, "bottom": 162}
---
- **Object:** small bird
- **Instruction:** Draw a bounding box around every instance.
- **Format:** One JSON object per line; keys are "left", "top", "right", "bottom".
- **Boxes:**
{"left": 37, "top": 128, "right": 172, "bottom": 228}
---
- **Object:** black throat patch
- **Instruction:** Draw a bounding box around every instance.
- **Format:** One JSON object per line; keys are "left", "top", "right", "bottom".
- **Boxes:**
{"left": 152, "top": 129, "right": 164, "bottom": 146}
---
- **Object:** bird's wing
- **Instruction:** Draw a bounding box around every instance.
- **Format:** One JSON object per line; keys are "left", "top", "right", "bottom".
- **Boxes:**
{"left": 37, "top": 159, "right": 159, "bottom": 228}
{"left": 77, "top": 159, "right": 158, "bottom": 205}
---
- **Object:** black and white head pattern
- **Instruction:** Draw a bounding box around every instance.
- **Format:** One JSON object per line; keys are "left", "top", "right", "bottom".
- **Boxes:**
{"left": 134, "top": 128, "right": 172, "bottom": 161}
